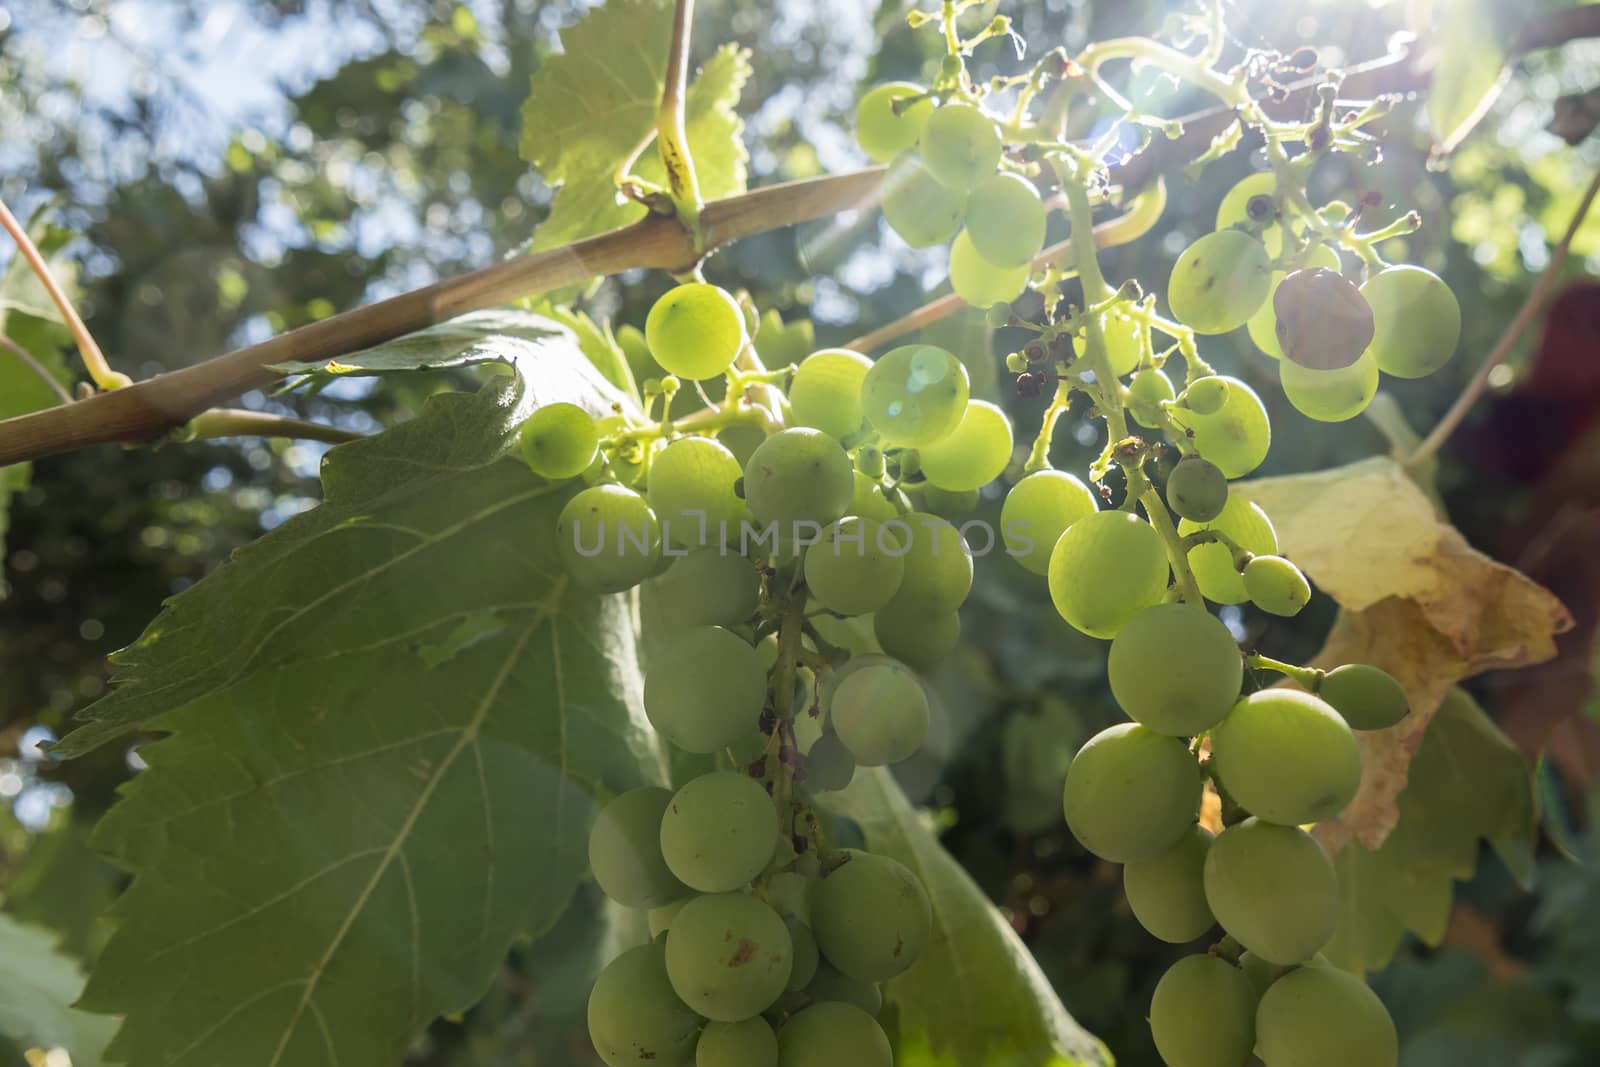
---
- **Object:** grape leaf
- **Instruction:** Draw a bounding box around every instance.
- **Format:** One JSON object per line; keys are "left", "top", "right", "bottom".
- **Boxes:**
{"left": 823, "top": 769, "right": 1112, "bottom": 1067}
{"left": 1239, "top": 456, "right": 1570, "bottom": 851}
{"left": 0, "top": 910, "right": 116, "bottom": 1067}
{"left": 267, "top": 309, "right": 570, "bottom": 379}
{"left": 1324, "top": 689, "right": 1536, "bottom": 974}
{"left": 57, "top": 339, "right": 668, "bottom": 1066}
{"left": 1426, "top": 0, "right": 1510, "bottom": 157}
{"left": 519, "top": 0, "right": 750, "bottom": 251}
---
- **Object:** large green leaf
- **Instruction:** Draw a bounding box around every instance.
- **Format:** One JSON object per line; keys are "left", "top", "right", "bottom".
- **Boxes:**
{"left": 268, "top": 309, "right": 570, "bottom": 379}
{"left": 59, "top": 336, "right": 666, "bottom": 1066}
{"left": 824, "top": 769, "right": 1111, "bottom": 1067}
{"left": 0, "top": 910, "right": 116, "bottom": 1067}
{"left": 1425, "top": 0, "right": 1510, "bottom": 156}
{"left": 519, "top": 0, "right": 750, "bottom": 252}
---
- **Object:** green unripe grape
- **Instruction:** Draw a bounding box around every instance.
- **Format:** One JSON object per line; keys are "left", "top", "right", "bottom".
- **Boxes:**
{"left": 1216, "top": 171, "right": 1283, "bottom": 254}
{"left": 881, "top": 511, "right": 972, "bottom": 615}
{"left": 1255, "top": 962, "right": 1399, "bottom": 1067}
{"left": 645, "top": 627, "right": 767, "bottom": 754}
{"left": 777, "top": 1003, "right": 892, "bottom": 1067}
{"left": 1242, "top": 554, "right": 1313, "bottom": 617}
{"left": 1048, "top": 510, "right": 1171, "bottom": 640}
{"left": 651, "top": 548, "right": 761, "bottom": 628}
{"left": 916, "top": 399, "right": 1014, "bottom": 491}
{"left": 805, "top": 731, "right": 857, "bottom": 793}
{"left": 660, "top": 772, "right": 779, "bottom": 892}
{"left": 918, "top": 103, "right": 1002, "bottom": 192}
{"left": 1274, "top": 268, "right": 1375, "bottom": 371}
{"left": 649, "top": 436, "right": 745, "bottom": 547}
{"left": 1181, "top": 376, "right": 1229, "bottom": 416}
{"left": 1182, "top": 376, "right": 1270, "bottom": 478}
{"left": 1062, "top": 723, "right": 1201, "bottom": 863}
{"left": 949, "top": 230, "right": 1030, "bottom": 308}
{"left": 1149, "top": 954, "right": 1258, "bottom": 1067}
{"left": 828, "top": 659, "right": 929, "bottom": 766}
{"left": 519, "top": 402, "right": 599, "bottom": 480}
{"left": 1108, "top": 604, "right": 1241, "bottom": 735}
{"left": 1127, "top": 368, "right": 1176, "bottom": 429}
{"left": 963, "top": 172, "right": 1046, "bottom": 269}
{"left": 1072, "top": 312, "right": 1144, "bottom": 378}
{"left": 790, "top": 349, "right": 873, "bottom": 441}
{"left": 785, "top": 918, "right": 820, "bottom": 990}
{"left": 646, "top": 283, "right": 748, "bottom": 380}
{"left": 1165, "top": 456, "right": 1228, "bottom": 523}
{"left": 880, "top": 155, "right": 965, "bottom": 248}
{"left": 765, "top": 871, "right": 812, "bottom": 923}
{"left": 855, "top": 82, "right": 934, "bottom": 162}
{"left": 811, "top": 849, "right": 931, "bottom": 981}
{"left": 744, "top": 428, "right": 855, "bottom": 533}
{"left": 557, "top": 484, "right": 663, "bottom": 593}
{"left": 588, "top": 942, "right": 701, "bottom": 1067}
{"left": 1168, "top": 230, "right": 1272, "bottom": 334}
{"left": 1361, "top": 265, "right": 1461, "bottom": 379}
{"left": 1319, "top": 663, "right": 1408, "bottom": 730}
{"left": 589, "top": 787, "right": 690, "bottom": 909}
{"left": 920, "top": 484, "right": 979, "bottom": 517}
{"left": 803, "top": 963, "right": 882, "bottom": 1015}
{"left": 805, "top": 517, "right": 905, "bottom": 616}
{"left": 1280, "top": 349, "right": 1379, "bottom": 423}
{"left": 1248, "top": 244, "right": 1343, "bottom": 359}
{"left": 1203, "top": 819, "right": 1338, "bottom": 964}
{"left": 719, "top": 422, "right": 767, "bottom": 466}
{"left": 872, "top": 599, "right": 960, "bottom": 673}
{"left": 699, "top": 1017, "right": 778, "bottom": 1067}
{"left": 849, "top": 471, "right": 899, "bottom": 522}
{"left": 1237, "top": 950, "right": 1281, "bottom": 997}
{"left": 665, "top": 892, "right": 793, "bottom": 1021}
{"left": 1178, "top": 495, "right": 1278, "bottom": 605}
{"left": 649, "top": 897, "right": 691, "bottom": 939}
{"left": 1212, "top": 689, "right": 1360, "bottom": 825}
{"left": 1123, "top": 824, "right": 1216, "bottom": 943}
{"left": 861, "top": 344, "right": 970, "bottom": 447}
{"left": 1001, "top": 469, "right": 1098, "bottom": 576}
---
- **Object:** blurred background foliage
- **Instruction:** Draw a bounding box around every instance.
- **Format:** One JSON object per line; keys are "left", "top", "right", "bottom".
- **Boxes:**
{"left": 0, "top": 0, "right": 1597, "bottom": 1064}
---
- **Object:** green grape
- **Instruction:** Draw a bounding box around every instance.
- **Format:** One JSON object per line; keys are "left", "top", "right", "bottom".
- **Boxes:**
{"left": 699, "top": 1017, "right": 778, "bottom": 1067}
{"left": 805, "top": 517, "right": 905, "bottom": 616}
{"left": 803, "top": 963, "right": 882, "bottom": 1015}
{"left": 872, "top": 599, "right": 960, "bottom": 673}
{"left": 1242, "top": 554, "right": 1313, "bottom": 617}
{"left": 963, "top": 172, "right": 1046, "bottom": 268}
{"left": 1123, "top": 824, "right": 1216, "bottom": 944}
{"left": 811, "top": 849, "right": 931, "bottom": 981}
{"left": 920, "top": 484, "right": 979, "bottom": 517}
{"left": 860, "top": 344, "right": 970, "bottom": 447}
{"left": 881, "top": 511, "right": 972, "bottom": 614}
{"left": 649, "top": 436, "right": 745, "bottom": 547}
{"left": 651, "top": 548, "right": 761, "bottom": 628}
{"left": 790, "top": 349, "right": 874, "bottom": 441}
{"left": 880, "top": 155, "right": 965, "bottom": 248}
{"left": 589, "top": 787, "right": 689, "bottom": 910}
{"left": 949, "top": 230, "right": 1030, "bottom": 308}
{"left": 1319, "top": 663, "right": 1408, "bottom": 730}
{"left": 665, "top": 892, "right": 793, "bottom": 1022}
{"left": 765, "top": 871, "right": 812, "bottom": 923}
{"left": 1216, "top": 171, "right": 1283, "bottom": 254}
{"left": 660, "top": 771, "right": 779, "bottom": 892}
{"left": 649, "top": 897, "right": 691, "bottom": 939}
{"left": 1178, "top": 495, "right": 1278, "bottom": 605}
{"left": 719, "top": 422, "right": 768, "bottom": 467}
{"left": 916, "top": 399, "right": 1014, "bottom": 491}
{"left": 918, "top": 103, "right": 1002, "bottom": 192}
{"left": 1247, "top": 243, "right": 1343, "bottom": 359}
{"left": 1182, "top": 375, "right": 1270, "bottom": 478}
{"left": 804, "top": 731, "right": 857, "bottom": 792}
{"left": 588, "top": 942, "right": 702, "bottom": 1067}
{"left": 1149, "top": 954, "right": 1257, "bottom": 1067}
{"left": 1001, "top": 469, "right": 1099, "bottom": 576}
{"left": 1203, "top": 818, "right": 1338, "bottom": 965}
{"left": 1165, "top": 456, "right": 1228, "bottom": 523}
{"left": 849, "top": 471, "right": 899, "bottom": 522}
{"left": 1072, "top": 312, "right": 1144, "bottom": 377}
{"left": 646, "top": 283, "right": 748, "bottom": 380}
{"left": 1167, "top": 230, "right": 1272, "bottom": 334}
{"left": 1237, "top": 950, "right": 1281, "bottom": 997}
{"left": 777, "top": 1003, "right": 893, "bottom": 1067}
{"left": 1273, "top": 268, "right": 1375, "bottom": 371}
{"left": 828, "top": 659, "right": 929, "bottom": 766}
{"left": 645, "top": 627, "right": 768, "bottom": 754}
{"left": 1062, "top": 723, "right": 1201, "bottom": 863}
{"left": 744, "top": 428, "right": 855, "bottom": 534}
{"left": 1107, "top": 604, "right": 1241, "bottom": 736}
{"left": 520, "top": 402, "right": 599, "bottom": 480}
{"left": 785, "top": 917, "right": 820, "bottom": 990}
{"left": 1127, "top": 368, "right": 1176, "bottom": 429}
{"left": 558, "top": 484, "right": 663, "bottom": 593}
{"left": 1047, "top": 510, "right": 1171, "bottom": 639}
{"left": 855, "top": 82, "right": 933, "bottom": 162}
{"left": 1280, "top": 349, "right": 1379, "bottom": 423}
{"left": 1180, "top": 376, "right": 1229, "bottom": 416}
{"left": 1211, "top": 689, "right": 1360, "bottom": 825}
{"left": 1361, "top": 265, "right": 1461, "bottom": 379}
{"left": 1256, "top": 962, "right": 1399, "bottom": 1067}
